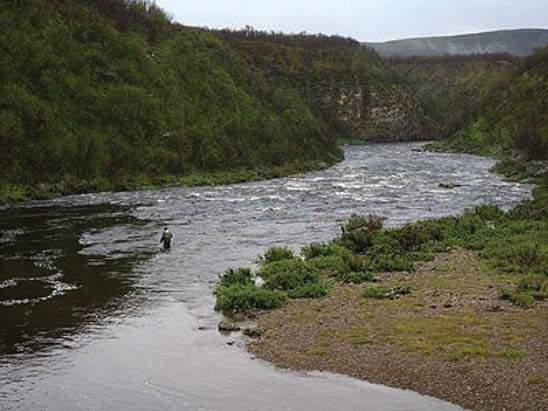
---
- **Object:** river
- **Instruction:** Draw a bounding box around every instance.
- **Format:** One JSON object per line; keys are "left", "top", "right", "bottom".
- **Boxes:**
{"left": 0, "top": 143, "right": 532, "bottom": 410}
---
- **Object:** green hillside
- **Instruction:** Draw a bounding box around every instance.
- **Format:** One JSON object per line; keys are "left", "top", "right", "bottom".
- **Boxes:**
{"left": 432, "top": 47, "right": 548, "bottom": 161}
{"left": 389, "top": 54, "right": 519, "bottom": 136}
{"left": 217, "top": 29, "right": 438, "bottom": 142}
{"left": 0, "top": 1, "right": 343, "bottom": 202}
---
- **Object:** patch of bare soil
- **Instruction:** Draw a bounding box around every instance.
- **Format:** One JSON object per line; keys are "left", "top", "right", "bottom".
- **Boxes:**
{"left": 248, "top": 249, "right": 548, "bottom": 411}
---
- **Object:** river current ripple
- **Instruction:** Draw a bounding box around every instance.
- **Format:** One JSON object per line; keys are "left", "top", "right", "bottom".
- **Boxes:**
{"left": 0, "top": 143, "right": 532, "bottom": 410}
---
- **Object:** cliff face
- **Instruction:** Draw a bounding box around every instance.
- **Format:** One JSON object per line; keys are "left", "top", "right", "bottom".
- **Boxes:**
{"left": 354, "top": 83, "right": 438, "bottom": 141}
{"left": 317, "top": 76, "right": 438, "bottom": 142}
{"left": 217, "top": 30, "right": 439, "bottom": 142}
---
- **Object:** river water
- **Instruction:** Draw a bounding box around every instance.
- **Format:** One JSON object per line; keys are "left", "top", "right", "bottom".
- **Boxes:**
{"left": 0, "top": 143, "right": 532, "bottom": 410}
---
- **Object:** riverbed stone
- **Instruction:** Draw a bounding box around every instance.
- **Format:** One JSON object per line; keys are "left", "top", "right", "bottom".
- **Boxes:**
{"left": 218, "top": 320, "right": 241, "bottom": 332}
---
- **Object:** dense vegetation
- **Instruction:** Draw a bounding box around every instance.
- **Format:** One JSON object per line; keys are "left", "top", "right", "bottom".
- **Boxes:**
{"left": 0, "top": 0, "right": 346, "bottom": 202}
{"left": 213, "top": 28, "right": 437, "bottom": 142}
{"left": 389, "top": 54, "right": 519, "bottom": 136}
{"left": 430, "top": 47, "right": 548, "bottom": 161}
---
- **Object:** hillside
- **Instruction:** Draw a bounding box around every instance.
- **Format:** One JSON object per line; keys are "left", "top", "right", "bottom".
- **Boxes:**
{"left": 366, "top": 29, "right": 548, "bottom": 57}
{"left": 432, "top": 46, "right": 548, "bottom": 161}
{"left": 0, "top": 1, "right": 344, "bottom": 201}
{"left": 388, "top": 54, "right": 519, "bottom": 136}
{"left": 0, "top": 1, "right": 443, "bottom": 203}
{"left": 216, "top": 29, "right": 439, "bottom": 142}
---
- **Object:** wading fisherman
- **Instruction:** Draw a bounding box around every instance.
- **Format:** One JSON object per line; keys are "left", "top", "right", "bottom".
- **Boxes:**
{"left": 160, "top": 227, "right": 173, "bottom": 250}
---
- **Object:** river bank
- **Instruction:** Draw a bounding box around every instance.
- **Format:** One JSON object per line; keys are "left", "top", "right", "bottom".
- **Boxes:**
{"left": 215, "top": 155, "right": 547, "bottom": 411}
{"left": 247, "top": 248, "right": 547, "bottom": 410}
{"left": 0, "top": 158, "right": 338, "bottom": 205}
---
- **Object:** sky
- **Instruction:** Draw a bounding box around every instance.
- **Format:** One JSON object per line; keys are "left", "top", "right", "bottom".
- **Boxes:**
{"left": 154, "top": 0, "right": 548, "bottom": 42}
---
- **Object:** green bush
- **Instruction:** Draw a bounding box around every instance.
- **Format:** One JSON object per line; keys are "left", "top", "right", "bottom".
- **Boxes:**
{"left": 339, "top": 215, "right": 385, "bottom": 254}
{"left": 301, "top": 242, "right": 348, "bottom": 259}
{"left": 215, "top": 283, "right": 286, "bottom": 312}
{"left": 259, "top": 259, "right": 321, "bottom": 291}
{"left": 390, "top": 224, "right": 430, "bottom": 251}
{"left": 500, "top": 291, "right": 535, "bottom": 308}
{"left": 517, "top": 275, "right": 548, "bottom": 300}
{"left": 473, "top": 204, "right": 505, "bottom": 222}
{"left": 339, "top": 271, "right": 375, "bottom": 284}
{"left": 340, "top": 228, "right": 376, "bottom": 254}
{"left": 218, "top": 267, "right": 254, "bottom": 288}
{"left": 364, "top": 252, "right": 414, "bottom": 272}
{"left": 260, "top": 246, "right": 295, "bottom": 265}
{"left": 307, "top": 256, "right": 348, "bottom": 276}
{"left": 344, "top": 214, "right": 384, "bottom": 233}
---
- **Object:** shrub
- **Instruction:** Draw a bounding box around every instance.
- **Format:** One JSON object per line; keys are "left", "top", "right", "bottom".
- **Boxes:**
{"left": 260, "top": 246, "right": 295, "bottom": 264}
{"left": 340, "top": 228, "right": 376, "bottom": 253}
{"left": 500, "top": 290, "right": 535, "bottom": 308}
{"left": 517, "top": 275, "right": 548, "bottom": 299}
{"left": 215, "top": 283, "right": 286, "bottom": 312}
{"left": 511, "top": 244, "right": 546, "bottom": 271}
{"left": 340, "top": 271, "right": 375, "bottom": 284}
{"left": 218, "top": 267, "right": 254, "bottom": 288}
{"left": 301, "top": 242, "right": 347, "bottom": 259}
{"left": 455, "top": 212, "right": 487, "bottom": 238}
{"left": 340, "top": 215, "right": 385, "bottom": 254}
{"left": 343, "top": 214, "right": 384, "bottom": 233}
{"left": 307, "top": 256, "right": 348, "bottom": 276}
{"left": 390, "top": 224, "right": 430, "bottom": 251}
{"left": 307, "top": 254, "right": 373, "bottom": 283}
{"left": 473, "top": 204, "right": 505, "bottom": 222}
{"left": 259, "top": 259, "right": 321, "bottom": 292}
{"left": 364, "top": 252, "right": 414, "bottom": 272}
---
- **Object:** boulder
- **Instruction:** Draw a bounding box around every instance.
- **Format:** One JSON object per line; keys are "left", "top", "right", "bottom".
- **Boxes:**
{"left": 439, "top": 182, "right": 462, "bottom": 189}
{"left": 218, "top": 320, "right": 241, "bottom": 332}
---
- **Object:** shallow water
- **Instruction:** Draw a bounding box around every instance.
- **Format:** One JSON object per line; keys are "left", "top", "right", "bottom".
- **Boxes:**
{"left": 0, "top": 143, "right": 532, "bottom": 410}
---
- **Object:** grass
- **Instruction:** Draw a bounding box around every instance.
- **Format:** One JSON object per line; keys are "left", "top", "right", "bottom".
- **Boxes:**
{"left": 528, "top": 374, "right": 546, "bottom": 385}
{"left": 499, "top": 348, "right": 528, "bottom": 360}
{"left": 390, "top": 315, "right": 493, "bottom": 362}
{"left": 342, "top": 328, "right": 372, "bottom": 346}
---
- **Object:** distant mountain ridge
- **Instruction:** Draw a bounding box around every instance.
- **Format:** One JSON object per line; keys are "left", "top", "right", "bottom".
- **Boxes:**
{"left": 365, "top": 29, "right": 548, "bottom": 57}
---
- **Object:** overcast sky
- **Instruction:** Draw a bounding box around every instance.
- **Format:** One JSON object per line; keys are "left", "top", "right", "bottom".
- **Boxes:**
{"left": 155, "top": 0, "right": 548, "bottom": 42}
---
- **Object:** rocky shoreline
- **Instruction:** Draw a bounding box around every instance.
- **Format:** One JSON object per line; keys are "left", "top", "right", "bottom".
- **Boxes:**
{"left": 246, "top": 250, "right": 548, "bottom": 411}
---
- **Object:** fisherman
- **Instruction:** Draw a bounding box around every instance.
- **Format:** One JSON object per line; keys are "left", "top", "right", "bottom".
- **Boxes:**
{"left": 160, "top": 227, "right": 173, "bottom": 250}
